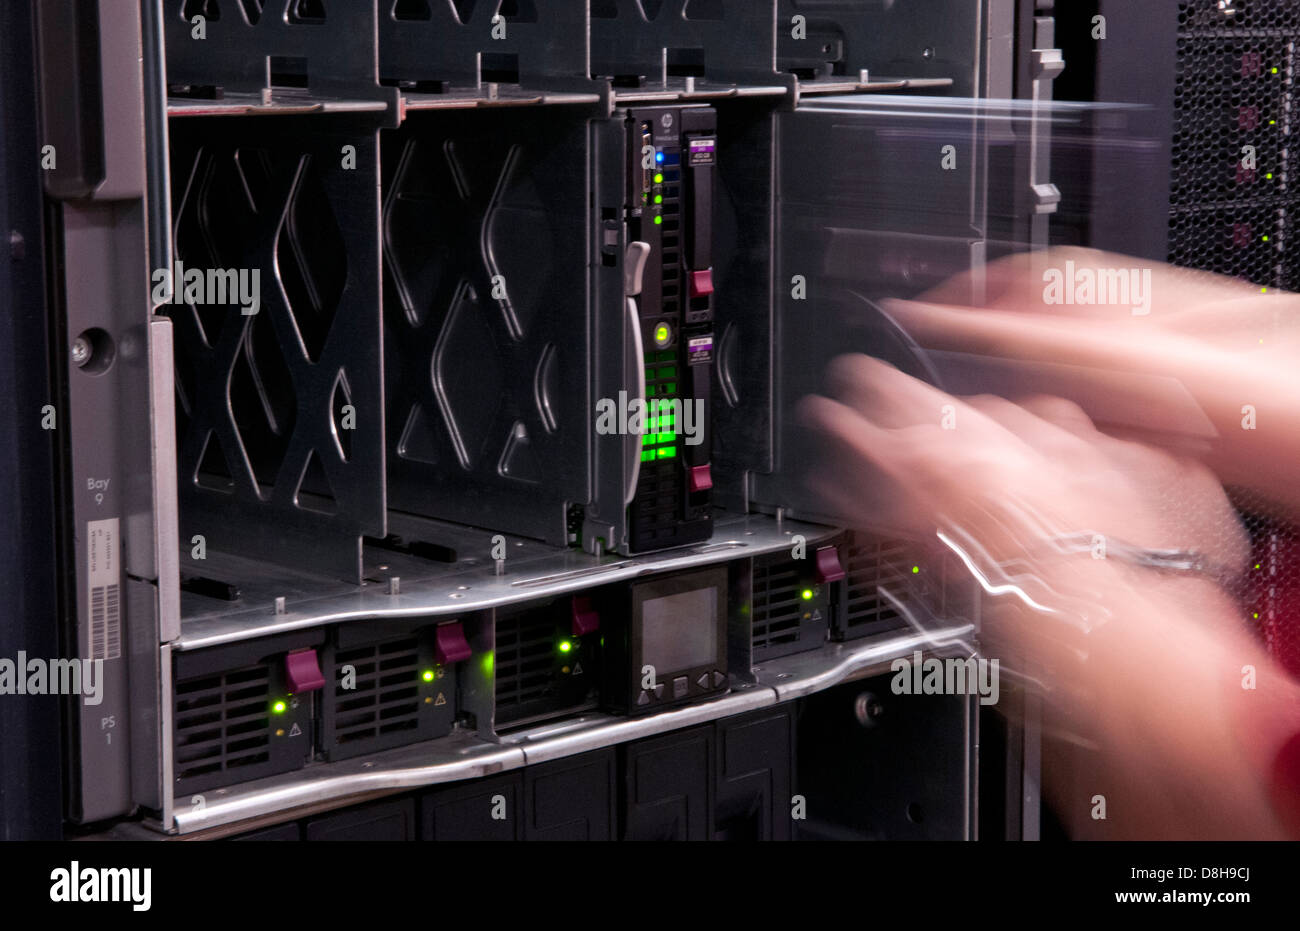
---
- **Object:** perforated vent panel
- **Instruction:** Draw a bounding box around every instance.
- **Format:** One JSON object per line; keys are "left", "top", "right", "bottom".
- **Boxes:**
{"left": 321, "top": 631, "right": 454, "bottom": 761}
{"left": 494, "top": 605, "right": 597, "bottom": 728}
{"left": 1170, "top": 2, "right": 1300, "bottom": 678}
{"left": 1170, "top": 1, "right": 1300, "bottom": 289}
{"left": 840, "top": 537, "right": 914, "bottom": 638}
{"left": 750, "top": 557, "right": 828, "bottom": 661}
{"left": 331, "top": 638, "right": 422, "bottom": 745}
{"left": 174, "top": 665, "right": 275, "bottom": 793}
{"left": 752, "top": 561, "right": 803, "bottom": 652}
{"left": 495, "top": 613, "right": 555, "bottom": 711}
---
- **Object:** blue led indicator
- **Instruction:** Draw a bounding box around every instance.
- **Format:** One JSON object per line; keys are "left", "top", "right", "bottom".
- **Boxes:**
{"left": 655, "top": 151, "right": 664, "bottom": 163}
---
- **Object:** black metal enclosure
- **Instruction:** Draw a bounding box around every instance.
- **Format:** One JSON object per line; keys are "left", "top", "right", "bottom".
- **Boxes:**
{"left": 10, "top": 0, "right": 1069, "bottom": 842}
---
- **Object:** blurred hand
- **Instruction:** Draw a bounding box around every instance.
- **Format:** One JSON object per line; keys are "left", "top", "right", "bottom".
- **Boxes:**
{"left": 799, "top": 354, "right": 1247, "bottom": 576}
{"left": 799, "top": 355, "right": 1300, "bottom": 839}
{"left": 881, "top": 247, "right": 1300, "bottom": 522}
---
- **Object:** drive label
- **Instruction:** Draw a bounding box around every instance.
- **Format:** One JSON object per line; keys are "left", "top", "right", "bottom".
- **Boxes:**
{"left": 687, "top": 335, "right": 713, "bottom": 365}
{"left": 86, "top": 518, "right": 122, "bottom": 661}
{"left": 688, "top": 137, "right": 717, "bottom": 166}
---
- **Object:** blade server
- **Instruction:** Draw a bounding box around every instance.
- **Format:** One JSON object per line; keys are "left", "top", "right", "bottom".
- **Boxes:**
{"left": 8, "top": 0, "right": 1056, "bottom": 841}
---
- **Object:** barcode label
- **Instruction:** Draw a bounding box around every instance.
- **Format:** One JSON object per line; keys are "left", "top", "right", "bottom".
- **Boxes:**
{"left": 86, "top": 518, "right": 121, "bottom": 661}
{"left": 90, "top": 583, "right": 121, "bottom": 661}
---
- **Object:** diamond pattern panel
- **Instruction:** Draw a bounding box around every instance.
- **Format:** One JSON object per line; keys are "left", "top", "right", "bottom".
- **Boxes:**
{"left": 382, "top": 110, "right": 589, "bottom": 544}
{"left": 167, "top": 120, "right": 384, "bottom": 577}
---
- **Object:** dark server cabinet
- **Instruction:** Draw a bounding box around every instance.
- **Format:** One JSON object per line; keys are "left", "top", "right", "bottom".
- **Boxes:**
{"left": 23, "top": 0, "right": 1029, "bottom": 839}
{"left": 305, "top": 798, "right": 417, "bottom": 842}
{"left": 796, "top": 677, "right": 973, "bottom": 841}
{"left": 420, "top": 772, "right": 524, "bottom": 842}
{"left": 714, "top": 708, "right": 795, "bottom": 841}
{"left": 619, "top": 709, "right": 798, "bottom": 841}
{"left": 524, "top": 750, "right": 618, "bottom": 841}
{"left": 1065, "top": 0, "right": 1300, "bottom": 290}
{"left": 621, "top": 724, "right": 714, "bottom": 841}
{"left": 0, "top": 0, "right": 61, "bottom": 839}
{"left": 230, "top": 823, "right": 303, "bottom": 842}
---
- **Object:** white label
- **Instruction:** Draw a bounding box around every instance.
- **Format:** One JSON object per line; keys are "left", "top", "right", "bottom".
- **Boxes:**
{"left": 87, "top": 518, "right": 121, "bottom": 661}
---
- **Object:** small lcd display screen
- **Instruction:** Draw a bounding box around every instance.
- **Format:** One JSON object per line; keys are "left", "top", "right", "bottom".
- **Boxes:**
{"left": 641, "top": 587, "right": 717, "bottom": 673}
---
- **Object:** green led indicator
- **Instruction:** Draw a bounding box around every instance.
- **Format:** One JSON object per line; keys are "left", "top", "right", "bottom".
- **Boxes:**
{"left": 655, "top": 323, "right": 670, "bottom": 344}
{"left": 482, "top": 652, "right": 495, "bottom": 675}
{"left": 654, "top": 215, "right": 663, "bottom": 225}
{"left": 272, "top": 700, "right": 287, "bottom": 714}
{"left": 912, "top": 566, "right": 920, "bottom": 574}
{"left": 657, "top": 447, "right": 677, "bottom": 458}
{"left": 654, "top": 194, "right": 663, "bottom": 205}
{"left": 801, "top": 589, "right": 814, "bottom": 601}
{"left": 641, "top": 450, "right": 654, "bottom": 462}
{"left": 654, "top": 172, "right": 664, "bottom": 184}
{"left": 422, "top": 670, "right": 435, "bottom": 682}
{"left": 1273, "top": 67, "right": 1279, "bottom": 74}
{"left": 1264, "top": 235, "right": 1270, "bottom": 242}
{"left": 559, "top": 640, "right": 573, "bottom": 653}
{"left": 1268, "top": 173, "right": 1275, "bottom": 179}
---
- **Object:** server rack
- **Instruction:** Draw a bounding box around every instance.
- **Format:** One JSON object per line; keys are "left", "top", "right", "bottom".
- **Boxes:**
{"left": 17, "top": 0, "right": 1059, "bottom": 841}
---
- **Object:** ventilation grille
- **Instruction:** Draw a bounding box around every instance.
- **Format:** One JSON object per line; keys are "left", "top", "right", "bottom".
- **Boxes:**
{"left": 752, "top": 561, "right": 804, "bottom": 652}
{"left": 1168, "top": 3, "right": 1300, "bottom": 682}
{"left": 1170, "top": 1, "right": 1300, "bottom": 290}
{"left": 495, "top": 612, "right": 557, "bottom": 709}
{"left": 331, "top": 637, "right": 422, "bottom": 746}
{"left": 842, "top": 538, "right": 916, "bottom": 635}
{"left": 174, "top": 665, "right": 271, "bottom": 783}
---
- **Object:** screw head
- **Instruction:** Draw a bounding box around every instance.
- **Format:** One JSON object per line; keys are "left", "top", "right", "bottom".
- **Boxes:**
{"left": 854, "top": 691, "right": 884, "bottom": 727}
{"left": 922, "top": 47, "right": 935, "bottom": 60}
{"left": 71, "top": 337, "right": 91, "bottom": 367}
